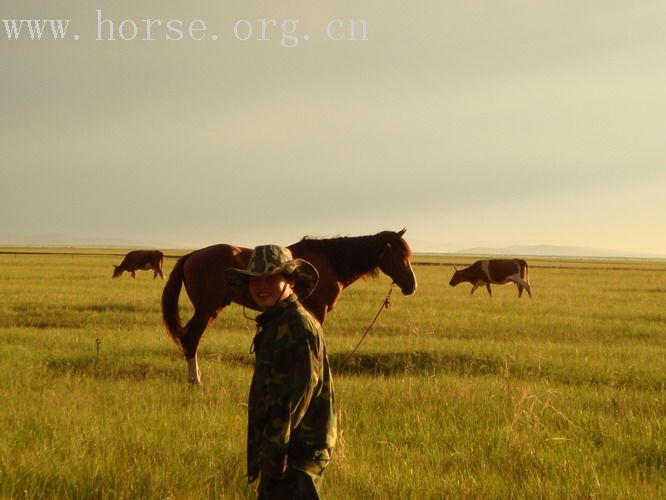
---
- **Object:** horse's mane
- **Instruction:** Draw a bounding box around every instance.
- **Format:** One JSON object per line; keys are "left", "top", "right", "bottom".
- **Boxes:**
{"left": 292, "top": 231, "right": 408, "bottom": 284}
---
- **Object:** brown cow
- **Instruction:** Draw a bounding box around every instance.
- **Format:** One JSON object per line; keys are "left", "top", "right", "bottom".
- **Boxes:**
{"left": 449, "top": 259, "right": 531, "bottom": 297}
{"left": 113, "top": 250, "right": 164, "bottom": 279}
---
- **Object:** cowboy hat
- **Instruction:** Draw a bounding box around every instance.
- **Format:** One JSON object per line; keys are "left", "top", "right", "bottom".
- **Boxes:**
{"left": 224, "top": 245, "right": 319, "bottom": 300}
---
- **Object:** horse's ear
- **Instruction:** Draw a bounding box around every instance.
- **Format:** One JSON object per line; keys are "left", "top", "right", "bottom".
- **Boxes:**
{"left": 395, "top": 228, "right": 407, "bottom": 239}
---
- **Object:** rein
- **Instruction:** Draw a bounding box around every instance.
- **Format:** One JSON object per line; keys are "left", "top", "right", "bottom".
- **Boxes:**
{"left": 341, "top": 281, "right": 395, "bottom": 370}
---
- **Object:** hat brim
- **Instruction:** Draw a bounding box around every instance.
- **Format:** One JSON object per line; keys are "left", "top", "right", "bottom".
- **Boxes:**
{"left": 224, "top": 258, "right": 319, "bottom": 301}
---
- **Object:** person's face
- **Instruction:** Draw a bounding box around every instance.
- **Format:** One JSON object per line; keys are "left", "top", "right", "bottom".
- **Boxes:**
{"left": 249, "top": 274, "right": 294, "bottom": 310}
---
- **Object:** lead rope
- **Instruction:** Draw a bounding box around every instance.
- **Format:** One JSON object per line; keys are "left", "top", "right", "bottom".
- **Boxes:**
{"left": 336, "top": 281, "right": 395, "bottom": 461}
{"left": 340, "top": 281, "right": 395, "bottom": 370}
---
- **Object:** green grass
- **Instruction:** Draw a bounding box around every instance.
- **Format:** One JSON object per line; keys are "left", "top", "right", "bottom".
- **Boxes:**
{"left": 0, "top": 251, "right": 664, "bottom": 498}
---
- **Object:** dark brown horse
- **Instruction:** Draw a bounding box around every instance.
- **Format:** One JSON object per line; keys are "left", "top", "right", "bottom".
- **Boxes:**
{"left": 162, "top": 229, "right": 417, "bottom": 384}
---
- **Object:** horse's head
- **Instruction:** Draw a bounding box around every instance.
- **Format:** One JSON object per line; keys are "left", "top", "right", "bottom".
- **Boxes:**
{"left": 449, "top": 268, "right": 462, "bottom": 287}
{"left": 112, "top": 265, "right": 122, "bottom": 278}
{"left": 378, "top": 228, "right": 417, "bottom": 295}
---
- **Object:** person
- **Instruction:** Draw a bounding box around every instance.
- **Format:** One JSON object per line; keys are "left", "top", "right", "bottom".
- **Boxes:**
{"left": 225, "top": 245, "right": 337, "bottom": 499}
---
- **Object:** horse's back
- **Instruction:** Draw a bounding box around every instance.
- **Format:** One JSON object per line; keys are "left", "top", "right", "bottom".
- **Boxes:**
{"left": 183, "top": 244, "right": 251, "bottom": 284}
{"left": 289, "top": 242, "right": 344, "bottom": 320}
{"left": 181, "top": 244, "right": 253, "bottom": 311}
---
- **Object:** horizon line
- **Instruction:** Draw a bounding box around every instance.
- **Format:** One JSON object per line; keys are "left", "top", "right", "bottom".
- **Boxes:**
{"left": 1, "top": 242, "right": 665, "bottom": 261}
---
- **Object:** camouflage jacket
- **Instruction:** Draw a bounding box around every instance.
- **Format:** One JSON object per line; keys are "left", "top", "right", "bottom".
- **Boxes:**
{"left": 247, "top": 294, "right": 337, "bottom": 483}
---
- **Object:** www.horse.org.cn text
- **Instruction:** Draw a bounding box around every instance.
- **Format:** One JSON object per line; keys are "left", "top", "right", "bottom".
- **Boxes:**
{"left": 1, "top": 10, "right": 369, "bottom": 48}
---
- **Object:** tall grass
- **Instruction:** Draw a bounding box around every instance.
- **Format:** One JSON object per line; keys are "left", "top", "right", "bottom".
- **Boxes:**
{"left": 0, "top": 252, "right": 663, "bottom": 498}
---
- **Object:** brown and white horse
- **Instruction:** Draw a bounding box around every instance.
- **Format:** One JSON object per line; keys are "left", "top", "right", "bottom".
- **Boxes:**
{"left": 162, "top": 229, "right": 417, "bottom": 384}
{"left": 113, "top": 250, "right": 164, "bottom": 279}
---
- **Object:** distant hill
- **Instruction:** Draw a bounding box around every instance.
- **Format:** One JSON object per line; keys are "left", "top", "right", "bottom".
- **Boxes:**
{"left": 455, "top": 245, "right": 666, "bottom": 259}
{"left": 3, "top": 232, "right": 664, "bottom": 259}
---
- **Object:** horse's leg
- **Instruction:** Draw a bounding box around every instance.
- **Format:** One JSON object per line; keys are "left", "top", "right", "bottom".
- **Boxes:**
{"left": 309, "top": 304, "right": 328, "bottom": 324}
{"left": 513, "top": 276, "right": 532, "bottom": 298}
{"left": 470, "top": 284, "right": 478, "bottom": 295}
{"left": 181, "top": 311, "right": 213, "bottom": 385}
{"left": 187, "top": 355, "right": 201, "bottom": 386}
{"left": 131, "top": 271, "right": 136, "bottom": 278}
{"left": 485, "top": 283, "right": 492, "bottom": 296}
{"left": 523, "top": 281, "right": 532, "bottom": 298}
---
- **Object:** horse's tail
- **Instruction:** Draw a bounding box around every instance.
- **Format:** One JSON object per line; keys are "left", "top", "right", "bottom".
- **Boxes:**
{"left": 520, "top": 259, "right": 529, "bottom": 284}
{"left": 162, "top": 253, "right": 190, "bottom": 353}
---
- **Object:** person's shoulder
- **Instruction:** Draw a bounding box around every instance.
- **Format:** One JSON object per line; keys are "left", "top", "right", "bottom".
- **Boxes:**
{"left": 282, "top": 301, "right": 321, "bottom": 337}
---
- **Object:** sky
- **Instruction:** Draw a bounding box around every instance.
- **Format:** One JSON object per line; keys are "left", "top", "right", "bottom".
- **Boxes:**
{"left": 2, "top": 1, "right": 665, "bottom": 256}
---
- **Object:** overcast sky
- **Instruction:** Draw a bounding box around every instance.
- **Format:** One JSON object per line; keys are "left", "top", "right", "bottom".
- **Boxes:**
{"left": 2, "top": 1, "right": 665, "bottom": 255}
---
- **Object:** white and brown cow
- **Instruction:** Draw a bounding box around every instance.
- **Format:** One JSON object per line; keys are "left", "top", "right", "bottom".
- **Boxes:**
{"left": 112, "top": 250, "right": 164, "bottom": 279}
{"left": 449, "top": 259, "right": 531, "bottom": 298}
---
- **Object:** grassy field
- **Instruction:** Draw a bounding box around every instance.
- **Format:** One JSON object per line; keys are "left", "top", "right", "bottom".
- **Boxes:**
{"left": 0, "top": 250, "right": 664, "bottom": 499}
